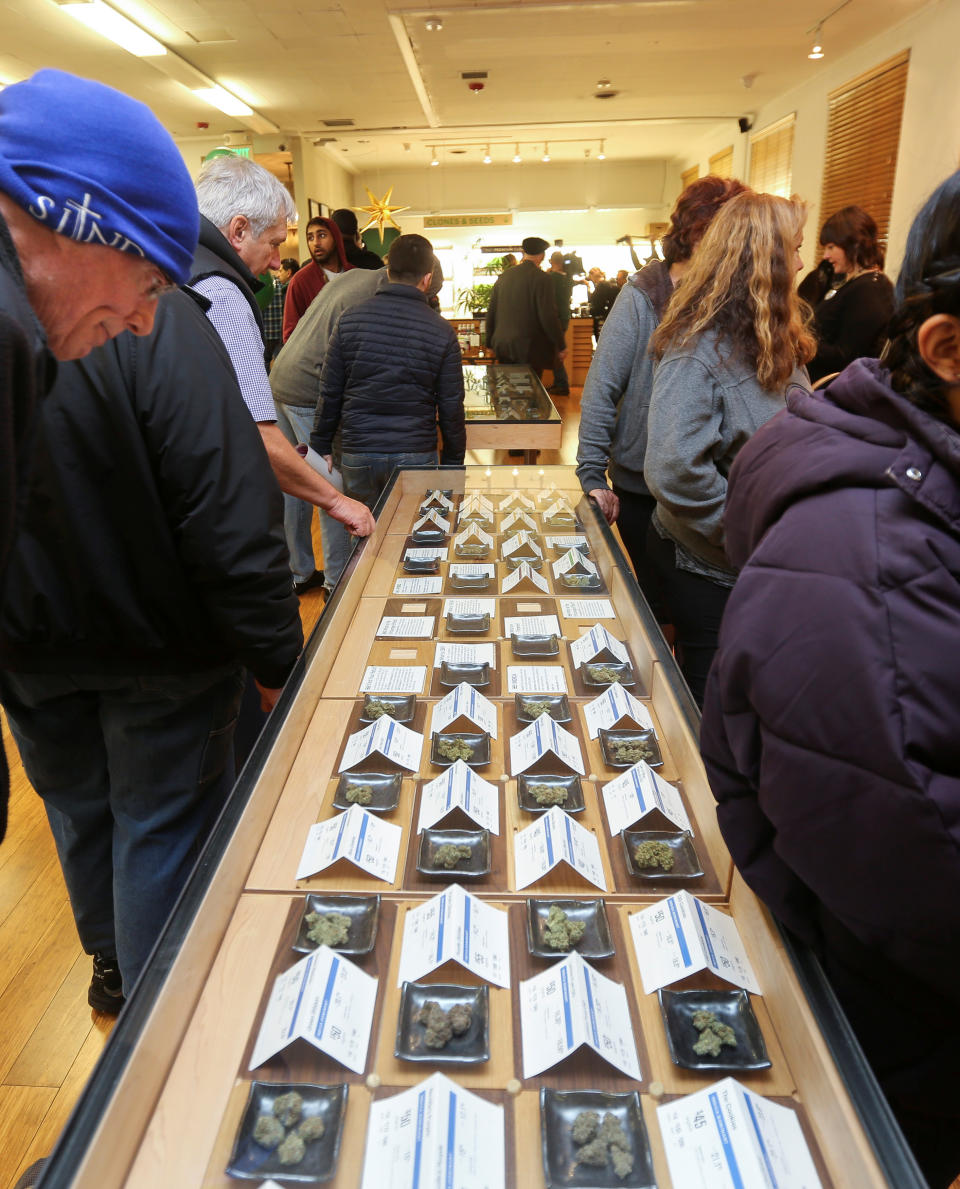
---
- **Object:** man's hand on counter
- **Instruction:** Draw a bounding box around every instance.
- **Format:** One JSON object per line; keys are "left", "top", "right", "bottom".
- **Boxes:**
{"left": 588, "top": 487, "right": 619, "bottom": 525}
{"left": 327, "top": 490, "right": 376, "bottom": 536}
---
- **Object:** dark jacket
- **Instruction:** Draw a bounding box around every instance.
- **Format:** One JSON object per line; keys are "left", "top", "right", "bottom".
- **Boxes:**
{"left": 190, "top": 215, "right": 265, "bottom": 333}
{"left": 808, "top": 270, "right": 895, "bottom": 382}
{"left": 0, "top": 287, "right": 302, "bottom": 689}
{"left": 485, "top": 260, "right": 565, "bottom": 370}
{"left": 312, "top": 282, "right": 465, "bottom": 462}
{"left": 700, "top": 359, "right": 960, "bottom": 1118}
{"left": 344, "top": 240, "right": 384, "bottom": 270}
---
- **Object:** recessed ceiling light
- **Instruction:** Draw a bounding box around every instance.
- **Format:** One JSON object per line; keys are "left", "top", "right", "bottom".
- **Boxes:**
{"left": 424, "top": 15, "right": 443, "bottom": 31}
{"left": 542, "top": 143, "right": 551, "bottom": 162}
{"left": 598, "top": 140, "right": 606, "bottom": 160}
{"left": 483, "top": 144, "right": 492, "bottom": 164}
{"left": 512, "top": 144, "right": 522, "bottom": 164}
{"left": 193, "top": 85, "right": 253, "bottom": 117}
{"left": 61, "top": 0, "right": 166, "bottom": 56}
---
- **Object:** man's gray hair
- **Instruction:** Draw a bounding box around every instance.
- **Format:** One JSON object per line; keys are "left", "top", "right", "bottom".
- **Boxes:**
{"left": 195, "top": 155, "right": 297, "bottom": 236}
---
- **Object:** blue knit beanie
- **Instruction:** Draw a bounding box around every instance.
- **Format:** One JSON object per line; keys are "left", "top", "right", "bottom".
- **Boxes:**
{"left": 0, "top": 69, "right": 199, "bottom": 283}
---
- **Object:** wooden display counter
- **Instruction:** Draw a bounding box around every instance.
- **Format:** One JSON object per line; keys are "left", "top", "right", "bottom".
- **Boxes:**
{"left": 41, "top": 467, "right": 920, "bottom": 1189}
{"left": 461, "top": 365, "right": 562, "bottom": 460}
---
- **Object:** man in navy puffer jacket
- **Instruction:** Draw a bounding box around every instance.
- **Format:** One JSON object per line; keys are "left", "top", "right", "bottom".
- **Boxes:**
{"left": 311, "top": 233, "right": 465, "bottom": 507}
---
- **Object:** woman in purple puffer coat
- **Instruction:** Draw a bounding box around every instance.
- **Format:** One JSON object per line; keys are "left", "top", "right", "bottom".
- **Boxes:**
{"left": 700, "top": 171, "right": 960, "bottom": 1187}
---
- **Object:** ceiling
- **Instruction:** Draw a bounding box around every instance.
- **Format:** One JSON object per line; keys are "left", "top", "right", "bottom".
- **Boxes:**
{"left": 0, "top": 0, "right": 931, "bottom": 170}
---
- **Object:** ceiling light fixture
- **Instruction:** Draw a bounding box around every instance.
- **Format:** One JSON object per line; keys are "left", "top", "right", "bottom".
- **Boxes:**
{"left": 542, "top": 143, "right": 551, "bottom": 162}
{"left": 60, "top": 0, "right": 166, "bottom": 56}
{"left": 430, "top": 146, "right": 439, "bottom": 166}
{"left": 512, "top": 144, "right": 522, "bottom": 164}
{"left": 192, "top": 85, "right": 253, "bottom": 117}
{"left": 598, "top": 140, "right": 606, "bottom": 160}
{"left": 808, "top": 29, "right": 824, "bottom": 58}
{"left": 424, "top": 15, "right": 443, "bottom": 31}
{"left": 483, "top": 145, "right": 492, "bottom": 164}
{"left": 805, "top": 0, "right": 852, "bottom": 60}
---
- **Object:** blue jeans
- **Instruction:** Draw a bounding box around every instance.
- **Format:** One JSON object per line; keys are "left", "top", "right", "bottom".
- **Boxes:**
{"left": 0, "top": 666, "right": 244, "bottom": 995}
{"left": 274, "top": 402, "right": 352, "bottom": 591}
{"left": 340, "top": 450, "right": 439, "bottom": 510}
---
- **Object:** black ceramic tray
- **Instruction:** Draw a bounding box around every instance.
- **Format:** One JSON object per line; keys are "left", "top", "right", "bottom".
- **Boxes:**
{"left": 598, "top": 727, "right": 662, "bottom": 769}
{"left": 446, "top": 611, "right": 491, "bottom": 634}
{"left": 558, "top": 571, "right": 601, "bottom": 590}
{"left": 410, "top": 527, "right": 449, "bottom": 545}
{"left": 657, "top": 988, "right": 771, "bottom": 1071}
{"left": 539, "top": 1088, "right": 655, "bottom": 1189}
{"left": 292, "top": 894, "right": 380, "bottom": 956}
{"left": 439, "top": 660, "right": 491, "bottom": 687}
{"left": 333, "top": 771, "right": 402, "bottom": 812}
{"left": 430, "top": 730, "right": 492, "bottom": 768}
{"left": 394, "top": 982, "right": 490, "bottom": 1064}
{"left": 359, "top": 694, "right": 416, "bottom": 724}
{"left": 448, "top": 572, "right": 492, "bottom": 591}
{"left": 417, "top": 827, "right": 491, "bottom": 878}
{"left": 227, "top": 1081, "right": 348, "bottom": 1183}
{"left": 547, "top": 538, "right": 590, "bottom": 556}
{"left": 515, "top": 693, "right": 572, "bottom": 724}
{"left": 504, "top": 552, "right": 543, "bottom": 570}
{"left": 517, "top": 773, "right": 585, "bottom": 814}
{"left": 582, "top": 660, "right": 635, "bottom": 688}
{"left": 526, "top": 898, "right": 614, "bottom": 960}
{"left": 543, "top": 513, "right": 580, "bottom": 529}
{"left": 453, "top": 543, "right": 492, "bottom": 560}
{"left": 511, "top": 632, "right": 560, "bottom": 657}
{"left": 403, "top": 555, "right": 440, "bottom": 574}
{"left": 621, "top": 829, "right": 703, "bottom": 881}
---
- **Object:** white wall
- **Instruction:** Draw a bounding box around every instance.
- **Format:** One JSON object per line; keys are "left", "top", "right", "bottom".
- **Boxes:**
{"left": 679, "top": 0, "right": 960, "bottom": 276}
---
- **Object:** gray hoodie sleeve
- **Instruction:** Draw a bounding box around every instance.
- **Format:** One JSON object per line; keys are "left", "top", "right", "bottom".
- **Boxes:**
{"left": 576, "top": 284, "right": 658, "bottom": 494}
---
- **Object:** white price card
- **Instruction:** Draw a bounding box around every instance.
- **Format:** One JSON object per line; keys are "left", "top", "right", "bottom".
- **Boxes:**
{"left": 501, "top": 508, "right": 538, "bottom": 533}
{"left": 249, "top": 946, "right": 377, "bottom": 1073}
{"left": 449, "top": 562, "right": 495, "bottom": 578}
{"left": 296, "top": 803, "right": 402, "bottom": 882}
{"left": 501, "top": 563, "right": 549, "bottom": 594}
{"left": 397, "top": 883, "right": 511, "bottom": 988}
{"left": 454, "top": 526, "right": 494, "bottom": 549}
{"left": 509, "top": 716, "right": 584, "bottom": 775}
{"left": 657, "top": 1078, "right": 823, "bottom": 1189}
{"left": 434, "top": 642, "right": 496, "bottom": 668}
{"left": 340, "top": 717, "right": 424, "bottom": 773}
{"left": 499, "top": 491, "right": 534, "bottom": 511}
{"left": 543, "top": 498, "right": 576, "bottom": 521}
{"left": 418, "top": 760, "right": 499, "bottom": 834}
{"left": 602, "top": 762, "right": 693, "bottom": 835}
{"left": 504, "top": 614, "right": 561, "bottom": 638}
{"left": 412, "top": 510, "right": 451, "bottom": 534}
{"left": 501, "top": 531, "right": 543, "bottom": 561}
{"left": 559, "top": 598, "right": 615, "bottom": 619}
{"left": 405, "top": 546, "right": 448, "bottom": 562}
{"left": 461, "top": 492, "right": 494, "bottom": 512}
{"left": 376, "top": 615, "right": 435, "bottom": 639}
{"left": 513, "top": 805, "right": 606, "bottom": 890}
{"left": 360, "top": 1073, "right": 505, "bottom": 1189}
{"left": 420, "top": 490, "right": 454, "bottom": 511}
{"left": 393, "top": 577, "right": 443, "bottom": 595}
{"left": 570, "top": 623, "right": 628, "bottom": 668}
{"left": 506, "top": 665, "right": 569, "bottom": 693}
{"left": 582, "top": 684, "right": 654, "bottom": 738}
{"left": 519, "top": 951, "right": 640, "bottom": 1079}
{"left": 360, "top": 666, "right": 427, "bottom": 693}
{"left": 442, "top": 598, "right": 496, "bottom": 618}
{"left": 629, "top": 891, "right": 762, "bottom": 995}
{"left": 536, "top": 485, "right": 563, "bottom": 504}
{"left": 552, "top": 548, "right": 599, "bottom": 579}
{"left": 430, "top": 682, "right": 498, "bottom": 738}
{"left": 546, "top": 535, "right": 588, "bottom": 551}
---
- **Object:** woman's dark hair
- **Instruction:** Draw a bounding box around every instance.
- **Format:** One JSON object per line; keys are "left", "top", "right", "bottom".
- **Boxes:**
{"left": 819, "top": 205, "right": 884, "bottom": 269}
{"left": 885, "top": 170, "right": 960, "bottom": 420}
{"left": 661, "top": 175, "right": 751, "bottom": 267}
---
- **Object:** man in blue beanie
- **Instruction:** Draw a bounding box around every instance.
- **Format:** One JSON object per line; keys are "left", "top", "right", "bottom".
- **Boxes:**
{"left": 0, "top": 69, "right": 200, "bottom": 844}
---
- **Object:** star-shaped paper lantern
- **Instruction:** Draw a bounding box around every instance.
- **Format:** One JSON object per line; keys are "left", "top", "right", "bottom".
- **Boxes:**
{"left": 356, "top": 185, "right": 410, "bottom": 235}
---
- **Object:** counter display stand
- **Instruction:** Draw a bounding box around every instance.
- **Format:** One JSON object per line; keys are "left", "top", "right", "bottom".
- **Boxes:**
{"left": 462, "top": 366, "right": 562, "bottom": 461}
{"left": 40, "top": 467, "right": 926, "bottom": 1189}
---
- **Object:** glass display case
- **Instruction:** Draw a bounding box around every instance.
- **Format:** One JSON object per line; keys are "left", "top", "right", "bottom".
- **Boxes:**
{"left": 38, "top": 466, "right": 924, "bottom": 1189}
{"left": 462, "top": 367, "right": 562, "bottom": 460}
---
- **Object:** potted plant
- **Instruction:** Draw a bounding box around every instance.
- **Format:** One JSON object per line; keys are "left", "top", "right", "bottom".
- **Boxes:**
{"left": 455, "top": 283, "right": 495, "bottom": 316}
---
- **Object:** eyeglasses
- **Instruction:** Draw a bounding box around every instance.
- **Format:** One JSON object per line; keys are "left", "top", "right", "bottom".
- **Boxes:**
{"left": 141, "top": 266, "right": 178, "bottom": 302}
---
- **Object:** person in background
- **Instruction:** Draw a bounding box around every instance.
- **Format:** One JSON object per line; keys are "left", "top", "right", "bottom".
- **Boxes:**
{"left": 0, "top": 68, "right": 200, "bottom": 844}
{"left": 500, "top": 253, "right": 517, "bottom": 269}
{"left": 262, "top": 257, "right": 298, "bottom": 364}
{"left": 312, "top": 234, "right": 465, "bottom": 509}
{"left": 615, "top": 269, "right": 629, "bottom": 287}
{"left": 807, "top": 205, "right": 895, "bottom": 383}
{"left": 282, "top": 215, "right": 352, "bottom": 340}
{"left": 485, "top": 236, "right": 566, "bottom": 378}
{"left": 700, "top": 171, "right": 960, "bottom": 1189}
{"left": 576, "top": 177, "right": 748, "bottom": 615}
{"left": 587, "top": 267, "right": 619, "bottom": 340}
{"left": 547, "top": 250, "right": 574, "bottom": 396}
{"left": 644, "top": 191, "right": 814, "bottom": 706}
{"left": 331, "top": 207, "right": 383, "bottom": 270}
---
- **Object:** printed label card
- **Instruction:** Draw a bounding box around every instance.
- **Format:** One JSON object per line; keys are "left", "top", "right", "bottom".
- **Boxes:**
{"left": 582, "top": 684, "right": 654, "bottom": 738}
{"left": 501, "top": 531, "right": 544, "bottom": 562}
{"left": 405, "top": 546, "right": 448, "bottom": 562}
{"left": 454, "top": 525, "right": 494, "bottom": 549}
{"left": 449, "top": 562, "right": 495, "bottom": 578}
{"left": 429, "top": 682, "right": 498, "bottom": 738}
{"left": 360, "top": 1073, "right": 505, "bottom": 1189}
{"left": 339, "top": 717, "right": 423, "bottom": 773}
{"left": 498, "top": 491, "right": 535, "bottom": 512}
{"left": 411, "top": 510, "right": 451, "bottom": 535}
{"left": 536, "top": 486, "right": 564, "bottom": 504}
{"left": 376, "top": 615, "right": 435, "bottom": 639}
{"left": 546, "top": 534, "right": 588, "bottom": 552}
{"left": 442, "top": 598, "right": 496, "bottom": 619}
{"left": 295, "top": 803, "right": 402, "bottom": 883}
{"left": 360, "top": 666, "right": 427, "bottom": 694}
{"left": 501, "top": 508, "right": 538, "bottom": 534}
{"left": 509, "top": 715, "right": 584, "bottom": 775}
{"left": 602, "top": 762, "right": 693, "bottom": 835}
{"left": 519, "top": 951, "right": 640, "bottom": 1079}
{"left": 657, "top": 1079, "right": 823, "bottom": 1189}
{"left": 569, "top": 623, "right": 628, "bottom": 668}
{"left": 552, "top": 548, "right": 599, "bottom": 579}
{"left": 505, "top": 665, "right": 569, "bottom": 694}
{"left": 397, "top": 883, "right": 511, "bottom": 987}
{"left": 434, "top": 642, "right": 496, "bottom": 668}
{"left": 503, "top": 614, "right": 562, "bottom": 639}
{"left": 249, "top": 945, "right": 377, "bottom": 1073}
{"left": 393, "top": 577, "right": 443, "bottom": 596}
{"left": 629, "top": 891, "right": 762, "bottom": 995}
{"left": 460, "top": 492, "right": 494, "bottom": 514}
{"left": 501, "top": 563, "right": 549, "bottom": 594}
{"left": 542, "top": 498, "right": 577, "bottom": 525}
{"left": 418, "top": 761, "right": 499, "bottom": 834}
{"left": 559, "top": 598, "right": 615, "bottom": 619}
{"left": 420, "top": 489, "right": 454, "bottom": 512}
{"left": 513, "top": 805, "right": 606, "bottom": 891}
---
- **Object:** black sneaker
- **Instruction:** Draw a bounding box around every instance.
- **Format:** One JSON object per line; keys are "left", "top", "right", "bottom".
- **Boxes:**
{"left": 88, "top": 952, "right": 124, "bottom": 1014}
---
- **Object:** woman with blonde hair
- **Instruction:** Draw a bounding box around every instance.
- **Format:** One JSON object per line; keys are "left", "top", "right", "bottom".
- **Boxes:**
{"left": 644, "top": 191, "right": 815, "bottom": 705}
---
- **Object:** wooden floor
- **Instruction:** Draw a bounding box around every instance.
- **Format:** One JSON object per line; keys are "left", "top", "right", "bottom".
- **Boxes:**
{"left": 0, "top": 387, "right": 584, "bottom": 1187}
